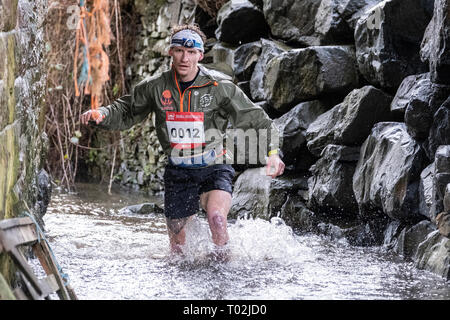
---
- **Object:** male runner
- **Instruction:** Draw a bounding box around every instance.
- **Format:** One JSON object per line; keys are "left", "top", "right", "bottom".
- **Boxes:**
{"left": 81, "top": 24, "right": 285, "bottom": 258}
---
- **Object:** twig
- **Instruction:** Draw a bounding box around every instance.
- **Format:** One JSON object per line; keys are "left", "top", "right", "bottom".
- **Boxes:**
{"left": 108, "top": 144, "right": 117, "bottom": 195}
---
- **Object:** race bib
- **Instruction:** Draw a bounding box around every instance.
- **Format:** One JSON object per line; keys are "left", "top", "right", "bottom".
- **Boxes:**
{"left": 166, "top": 111, "right": 205, "bottom": 149}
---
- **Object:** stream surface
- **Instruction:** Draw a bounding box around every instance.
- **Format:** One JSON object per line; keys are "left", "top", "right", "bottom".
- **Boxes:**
{"left": 40, "top": 183, "right": 450, "bottom": 300}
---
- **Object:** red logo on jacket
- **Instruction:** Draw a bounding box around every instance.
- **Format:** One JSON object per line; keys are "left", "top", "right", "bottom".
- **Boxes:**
{"left": 161, "top": 90, "right": 174, "bottom": 110}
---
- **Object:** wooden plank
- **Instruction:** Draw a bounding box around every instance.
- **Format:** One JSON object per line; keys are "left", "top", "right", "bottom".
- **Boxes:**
{"left": 0, "top": 217, "right": 34, "bottom": 230}
{"left": 33, "top": 243, "right": 52, "bottom": 275}
{"left": 0, "top": 273, "right": 16, "bottom": 300}
{"left": 35, "top": 240, "right": 70, "bottom": 300}
{"left": 66, "top": 284, "right": 78, "bottom": 300}
{"left": 9, "top": 247, "right": 43, "bottom": 296}
{"left": 42, "top": 274, "right": 59, "bottom": 293}
{"left": 0, "top": 224, "right": 38, "bottom": 249}
{"left": 18, "top": 272, "right": 41, "bottom": 300}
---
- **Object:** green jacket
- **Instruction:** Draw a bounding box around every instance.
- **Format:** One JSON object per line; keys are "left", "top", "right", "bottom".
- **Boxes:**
{"left": 97, "top": 65, "right": 281, "bottom": 166}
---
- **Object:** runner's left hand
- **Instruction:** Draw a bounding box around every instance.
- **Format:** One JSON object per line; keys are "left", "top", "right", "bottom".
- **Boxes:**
{"left": 266, "top": 154, "right": 285, "bottom": 178}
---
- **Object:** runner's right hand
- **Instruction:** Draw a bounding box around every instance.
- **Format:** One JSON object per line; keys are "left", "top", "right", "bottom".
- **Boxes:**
{"left": 80, "top": 109, "right": 105, "bottom": 125}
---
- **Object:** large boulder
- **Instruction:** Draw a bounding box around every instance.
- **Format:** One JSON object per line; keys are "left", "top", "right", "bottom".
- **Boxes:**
{"left": 445, "top": 183, "right": 450, "bottom": 212}
{"left": 216, "top": 0, "right": 270, "bottom": 45}
{"left": 306, "top": 85, "right": 393, "bottom": 156}
{"left": 262, "top": 0, "right": 321, "bottom": 46}
{"left": 249, "top": 38, "right": 291, "bottom": 102}
{"left": 404, "top": 78, "right": 449, "bottom": 143}
{"left": 279, "top": 195, "right": 319, "bottom": 232}
{"left": 419, "top": 163, "right": 435, "bottom": 220}
{"left": 394, "top": 220, "right": 436, "bottom": 258}
{"left": 423, "top": 99, "right": 450, "bottom": 161}
{"left": 262, "top": 0, "right": 383, "bottom": 46}
{"left": 414, "top": 230, "right": 450, "bottom": 280}
{"left": 308, "top": 144, "right": 360, "bottom": 217}
{"left": 354, "top": 0, "right": 432, "bottom": 91}
{"left": 353, "top": 122, "right": 427, "bottom": 222}
{"left": 229, "top": 168, "right": 308, "bottom": 220}
{"left": 420, "top": 0, "right": 450, "bottom": 85}
{"left": 273, "top": 100, "right": 328, "bottom": 170}
{"left": 233, "top": 41, "right": 262, "bottom": 82}
{"left": 264, "top": 45, "right": 359, "bottom": 112}
{"left": 432, "top": 146, "right": 450, "bottom": 216}
{"left": 390, "top": 73, "right": 428, "bottom": 118}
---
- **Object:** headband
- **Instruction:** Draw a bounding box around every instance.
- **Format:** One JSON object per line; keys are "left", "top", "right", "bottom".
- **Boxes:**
{"left": 170, "top": 29, "right": 204, "bottom": 52}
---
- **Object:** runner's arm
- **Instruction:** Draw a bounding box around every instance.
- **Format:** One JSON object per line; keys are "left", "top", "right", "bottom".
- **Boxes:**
{"left": 95, "top": 79, "right": 154, "bottom": 130}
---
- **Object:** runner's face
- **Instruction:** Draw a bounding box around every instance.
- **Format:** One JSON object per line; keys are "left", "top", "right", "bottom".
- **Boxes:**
{"left": 169, "top": 46, "right": 203, "bottom": 81}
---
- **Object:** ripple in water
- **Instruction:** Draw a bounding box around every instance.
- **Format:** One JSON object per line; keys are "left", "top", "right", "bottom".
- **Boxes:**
{"left": 40, "top": 185, "right": 450, "bottom": 300}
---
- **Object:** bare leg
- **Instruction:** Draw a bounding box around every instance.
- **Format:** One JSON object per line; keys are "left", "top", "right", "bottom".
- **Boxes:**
{"left": 166, "top": 215, "right": 195, "bottom": 253}
{"left": 200, "top": 190, "right": 232, "bottom": 261}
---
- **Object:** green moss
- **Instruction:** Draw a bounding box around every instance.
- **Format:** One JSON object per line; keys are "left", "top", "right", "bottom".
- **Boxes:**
{"left": 7, "top": 34, "right": 15, "bottom": 125}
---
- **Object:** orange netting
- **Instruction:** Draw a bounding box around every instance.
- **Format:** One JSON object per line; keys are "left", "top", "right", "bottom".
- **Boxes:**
{"left": 73, "top": 0, "right": 111, "bottom": 117}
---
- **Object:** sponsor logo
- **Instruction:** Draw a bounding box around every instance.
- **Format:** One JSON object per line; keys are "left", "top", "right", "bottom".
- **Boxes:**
{"left": 199, "top": 94, "right": 213, "bottom": 109}
{"left": 161, "top": 90, "right": 174, "bottom": 107}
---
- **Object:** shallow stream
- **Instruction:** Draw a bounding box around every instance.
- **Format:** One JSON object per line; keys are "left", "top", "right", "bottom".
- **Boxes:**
{"left": 40, "top": 183, "right": 450, "bottom": 300}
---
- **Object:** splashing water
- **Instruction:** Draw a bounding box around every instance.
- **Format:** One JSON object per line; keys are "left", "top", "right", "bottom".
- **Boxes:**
{"left": 39, "top": 183, "right": 450, "bottom": 300}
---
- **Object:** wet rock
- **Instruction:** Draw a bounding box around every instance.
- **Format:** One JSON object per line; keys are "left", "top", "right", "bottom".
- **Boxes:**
{"left": 354, "top": 0, "right": 431, "bottom": 91}
{"left": 383, "top": 220, "right": 404, "bottom": 249}
{"left": 423, "top": 99, "right": 450, "bottom": 161}
{"left": 262, "top": 0, "right": 321, "bottom": 46}
{"left": 35, "top": 169, "right": 52, "bottom": 220}
{"left": 233, "top": 41, "right": 261, "bottom": 82}
{"left": 390, "top": 73, "right": 428, "bottom": 117}
{"left": 249, "top": 39, "right": 291, "bottom": 102}
{"left": 255, "top": 101, "right": 283, "bottom": 120}
{"left": 317, "top": 222, "right": 346, "bottom": 242}
{"left": 431, "top": 146, "right": 450, "bottom": 216}
{"left": 308, "top": 145, "right": 360, "bottom": 217}
{"left": 262, "top": 0, "right": 381, "bottom": 46}
{"left": 305, "top": 104, "right": 340, "bottom": 157}
{"left": 279, "top": 194, "right": 318, "bottom": 232}
{"left": 445, "top": 183, "right": 450, "bottom": 212}
{"left": 210, "top": 42, "right": 236, "bottom": 77}
{"left": 404, "top": 78, "right": 450, "bottom": 143}
{"left": 216, "top": 0, "right": 270, "bottom": 45}
{"left": 394, "top": 220, "right": 436, "bottom": 258}
{"left": 119, "top": 202, "right": 164, "bottom": 215}
{"left": 344, "top": 221, "right": 387, "bottom": 246}
{"left": 420, "top": 0, "right": 450, "bottom": 85}
{"left": 305, "top": 85, "right": 392, "bottom": 156}
{"left": 264, "top": 45, "right": 359, "bottom": 112}
{"left": 273, "top": 100, "right": 328, "bottom": 170}
{"left": 436, "top": 212, "right": 450, "bottom": 237}
{"left": 353, "top": 122, "right": 426, "bottom": 222}
{"left": 230, "top": 168, "right": 308, "bottom": 220}
{"left": 414, "top": 230, "right": 450, "bottom": 280}
{"left": 419, "top": 163, "right": 435, "bottom": 220}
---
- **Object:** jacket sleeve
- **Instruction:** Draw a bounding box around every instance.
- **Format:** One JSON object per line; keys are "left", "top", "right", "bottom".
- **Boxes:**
{"left": 219, "top": 80, "right": 283, "bottom": 154}
{"left": 95, "top": 79, "right": 153, "bottom": 131}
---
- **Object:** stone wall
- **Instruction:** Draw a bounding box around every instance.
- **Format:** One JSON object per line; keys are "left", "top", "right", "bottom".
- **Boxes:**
{"left": 0, "top": 0, "right": 49, "bottom": 284}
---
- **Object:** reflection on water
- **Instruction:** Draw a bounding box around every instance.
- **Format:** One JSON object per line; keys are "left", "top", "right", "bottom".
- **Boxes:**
{"left": 42, "top": 183, "right": 450, "bottom": 300}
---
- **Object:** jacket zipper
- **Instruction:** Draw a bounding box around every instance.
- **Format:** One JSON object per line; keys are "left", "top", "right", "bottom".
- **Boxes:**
{"left": 174, "top": 70, "right": 218, "bottom": 112}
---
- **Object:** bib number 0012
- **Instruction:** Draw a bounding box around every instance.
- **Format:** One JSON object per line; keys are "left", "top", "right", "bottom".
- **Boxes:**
{"left": 170, "top": 127, "right": 201, "bottom": 139}
{"left": 166, "top": 111, "right": 205, "bottom": 149}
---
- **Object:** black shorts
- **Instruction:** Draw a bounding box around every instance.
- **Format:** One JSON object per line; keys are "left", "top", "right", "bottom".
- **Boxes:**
{"left": 163, "top": 164, "right": 235, "bottom": 219}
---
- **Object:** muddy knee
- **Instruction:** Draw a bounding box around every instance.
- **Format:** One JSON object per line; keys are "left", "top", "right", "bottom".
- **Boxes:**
{"left": 210, "top": 213, "right": 227, "bottom": 231}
